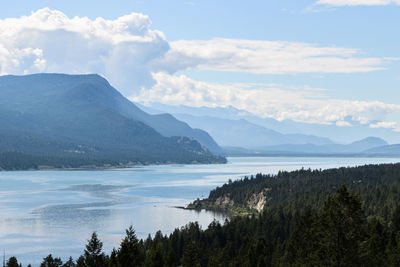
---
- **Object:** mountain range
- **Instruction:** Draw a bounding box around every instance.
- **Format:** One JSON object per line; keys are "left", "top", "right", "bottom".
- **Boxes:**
{"left": 0, "top": 74, "right": 225, "bottom": 170}
{"left": 1, "top": 73, "right": 399, "bottom": 171}
{"left": 139, "top": 103, "right": 400, "bottom": 156}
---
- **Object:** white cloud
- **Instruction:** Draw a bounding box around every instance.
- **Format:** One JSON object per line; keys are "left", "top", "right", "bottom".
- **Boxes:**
{"left": 132, "top": 72, "right": 400, "bottom": 129}
{"left": 336, "top": 121, "right": 353, "bottom": 127}
{"left": 155, "top": 38, "right": 393, "bottom": 75}
{"left": 0, "top": 8, "right": 169, "bottom": 95}
{"left": 0, "top": 8, "right": 395, "bottom": 97}
{"left": 370, "top": 121, "right": 398, "bottom": 129}
{"left": 1, "top": 8, "right": 399, "bottom": 132}
{"left": 316, "top": 0, "right": 400, "bottom": 6}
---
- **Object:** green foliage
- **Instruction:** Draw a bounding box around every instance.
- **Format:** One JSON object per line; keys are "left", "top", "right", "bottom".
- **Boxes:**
{"left": 118, "top": 226, "right": 142, "bottom": 267}
{"left": 40, "top": 254, "right": 63, "bottom": 267}
{"left": 77, "top": 232, "right": 108, "bottom": 267}
{"left": 181, "top": 242, "right": 201, "bottom": 267}
{"left": 62, "top": 257, "right": 76, "bottom": 267}
{"left": 6, "top": 257, "right": 20, "bottom": 267}
{"left": 205, "top": 164, "right": 400, "bottom": 220}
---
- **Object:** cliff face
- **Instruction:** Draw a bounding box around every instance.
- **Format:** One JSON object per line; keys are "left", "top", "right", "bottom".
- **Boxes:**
{"left": 247, "top": 190, "right": 268, "bottom": 212}
{"left": 215, "top": 194, "right": 235, "bottom": 207}
{"left": 187, "top": 189, "right": 269, "bottom": 215}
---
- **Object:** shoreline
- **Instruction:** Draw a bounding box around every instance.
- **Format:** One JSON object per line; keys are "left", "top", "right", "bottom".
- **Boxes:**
{"left": 1, "top": 154, "right": 400, "bottom": 172}
{"left": 0, "top": 160, "right": 228, "bottom": 172}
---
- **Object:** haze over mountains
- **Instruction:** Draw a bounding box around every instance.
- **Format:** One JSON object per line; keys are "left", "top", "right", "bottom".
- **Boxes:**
{"left": 1, "top": 72, "right": 399, "bottom": 171}
{"left": 139, "top": 103, "right": 400, "bottom": 156}
{"left": 0, "top": 73, "right": 225, "bottom": 170}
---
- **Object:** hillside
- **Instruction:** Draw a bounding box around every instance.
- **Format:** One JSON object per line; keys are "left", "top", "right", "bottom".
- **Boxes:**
{"left": 0, "top": 74, "right": 226, "bottom": 170}
{"left": 188, "top": 163, "right": 400, "bottom": 218}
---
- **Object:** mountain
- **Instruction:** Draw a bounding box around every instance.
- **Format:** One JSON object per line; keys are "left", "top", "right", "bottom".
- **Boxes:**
{"left": 346, "top": 137, "right": 388, "bottom": 152}
{"left": 139, "top": 103, "right": 400, "bottom": 144}
{"left": 225, "top": 137, "right": 389, "bottom": 156}
{"left": 139, "top": 103, "right": 400, "bottom": 156}
{"left": 107, "top": 97, "right": 222, "bottom": 154}
{"left": 156, "top": 113, "right": 334, "bottom": 149}
{"left": 363, "top": 144, "right": 400, "bottom": 156}
{"left": 0, "top": 74, "right": 225, "bottom": 170}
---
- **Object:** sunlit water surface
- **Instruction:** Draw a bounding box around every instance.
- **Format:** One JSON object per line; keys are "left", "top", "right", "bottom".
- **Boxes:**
{"left": 1, "top": 156, "right": 400, "bottom": 266}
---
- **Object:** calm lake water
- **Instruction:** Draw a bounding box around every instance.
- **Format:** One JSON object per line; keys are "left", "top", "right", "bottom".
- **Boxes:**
{"left": 1, "top": 156, "right": 400, "bottom": 266}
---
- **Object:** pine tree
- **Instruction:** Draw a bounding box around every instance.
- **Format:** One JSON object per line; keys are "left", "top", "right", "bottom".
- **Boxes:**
{"left": 313, "top": 185, "right": 366, "bottom": 267}
{"left": 181, "top": 242, "right": 201, "bottom": 267}
{"left": 145, "top": 243, "right": 164, "bottom": 267}
{"left": 6, "top": 257, "right": 19, "bottom": 267}
{"left": 62, "top": 257, "right": 76, "bottom": 267}
{"left": 118, "top": 226, "right": 142, "bottom": 267}
{"left": 40, "top": 254, "right": 63, "bottom": 267}
{"left": 77, "top": 232, "right": 107, "bottom": 267}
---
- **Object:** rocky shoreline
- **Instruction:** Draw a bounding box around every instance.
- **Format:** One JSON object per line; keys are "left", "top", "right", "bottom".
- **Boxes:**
{"left": 185, "top": 190, "right": 269, "bottom": 216}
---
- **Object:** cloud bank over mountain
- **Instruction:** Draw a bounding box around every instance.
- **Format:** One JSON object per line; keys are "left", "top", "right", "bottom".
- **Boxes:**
{"left": 133, "top": 72, "right": 400, "bottom": 130}
{"left": 0, "top": 8, "right": 169, "bottom": 95}
{"left": 0, "top": 8, "right": 399, "bottom": 132}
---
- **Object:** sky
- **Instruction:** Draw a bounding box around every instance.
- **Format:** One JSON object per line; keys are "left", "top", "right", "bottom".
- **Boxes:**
{"left": 0, "top": 0, "right": 399, "bottom": 138}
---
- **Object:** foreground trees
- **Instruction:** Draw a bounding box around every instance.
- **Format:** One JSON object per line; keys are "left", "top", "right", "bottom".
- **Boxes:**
{"left": 1, "top": 186, "right": 387, "bottom": 266}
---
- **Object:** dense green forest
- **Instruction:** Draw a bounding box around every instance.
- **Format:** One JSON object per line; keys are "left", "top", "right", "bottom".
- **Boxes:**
{"left": 5, "top": 163, "right": 400, "bottom": 266}
{"left": 191, "top": 163, "right": 400, "bottom": 219}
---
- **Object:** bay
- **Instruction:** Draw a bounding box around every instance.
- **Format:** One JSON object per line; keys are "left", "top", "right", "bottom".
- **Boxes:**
{"left": 1, "top": 156, "right": 400, "bottom": 266}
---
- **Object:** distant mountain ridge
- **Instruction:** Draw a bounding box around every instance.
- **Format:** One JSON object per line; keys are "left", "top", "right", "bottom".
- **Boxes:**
{"left": 0, "top": 74, "right": 225, "bottom": 170}
{"left": 140, "top": 103, "right": 400, "bottom": 145}
{"left": 224, "top": 137, "right": 393, "bottom": 156}
{"left": 169, "top": 113, "right": 334, "bottom": 148}
{"left": 139, "top": 103, "right": 399, "bottom": 157}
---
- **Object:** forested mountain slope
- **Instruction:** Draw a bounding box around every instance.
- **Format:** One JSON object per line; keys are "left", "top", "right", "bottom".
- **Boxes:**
{"left": 0, "top": 74, "right": 225, "bottom": 170}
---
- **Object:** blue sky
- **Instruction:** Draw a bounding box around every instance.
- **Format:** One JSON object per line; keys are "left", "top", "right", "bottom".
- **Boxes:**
{"left": 0, "top": 0, "right": 399, "bottom": 139}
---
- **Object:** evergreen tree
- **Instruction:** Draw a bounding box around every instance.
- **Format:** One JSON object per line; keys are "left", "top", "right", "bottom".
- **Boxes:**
{"left": 62, "top": 257, "right": 76, "bottom": 267}
{"left": 118, "top": 226, "right": 142, "bottom": 267}
{"left": 360, "top": 218, "right": 387, "bottom": 267}
{"left": 145, "top": 243, "right": 164, "bottom": 267}
{"left": 109, "top": 249, "right": 119, "bottom": 267}
{"left": 165, "top": 250, "right": 177, "bottom": 267}
{"left": 391, "top": 204, "right": 400, "bottom": 232}
{"left": 40, "top": 254, "right": 63, "bottom": 267}
{"left": 181, "top": 242, "right": 201, "bottom": 267}
{"left": 77, "top": 232, "right": 107, "bottom": 267}
{"left": 284, "top": 208, "right": 318, "bottom": 266}
{"left": 6, "top": 257, "right": 19, "bottom": 267}
{"left": 312, "top": 185, "right": 366, "bottom": 267}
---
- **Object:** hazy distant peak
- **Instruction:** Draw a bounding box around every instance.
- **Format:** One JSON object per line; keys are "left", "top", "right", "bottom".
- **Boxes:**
{"left": 350, "top": 137, "right": 388, "bottom": 146}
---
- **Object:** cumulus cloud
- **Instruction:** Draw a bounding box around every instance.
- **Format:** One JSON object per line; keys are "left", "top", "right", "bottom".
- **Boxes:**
{"left": 0, "top": 8, "right": 169, "bottom": 95}
{"left": 316, "top": 0, "right": 400, "bottom": 6}
{"left": 336, "top": 121, "right": 353, "bottom": 127}
{"left": 370, "top": 121, "right": 399, "bottom": 130}
{"left": 155, "top": 38, "right": 394, "bottom": 75}
{"left": 1, "top": 8, "right": 399, "bottom": 131}
{"left": 0, "top": 8, "right": 395, "bottom": 96}
{"left": 132, "top": 72, "right": 400, "bottom": 128}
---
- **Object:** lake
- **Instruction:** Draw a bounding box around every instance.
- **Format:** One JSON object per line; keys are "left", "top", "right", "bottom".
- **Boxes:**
{"left": 1, "top": 156, "right": 400, "bottom": 266}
